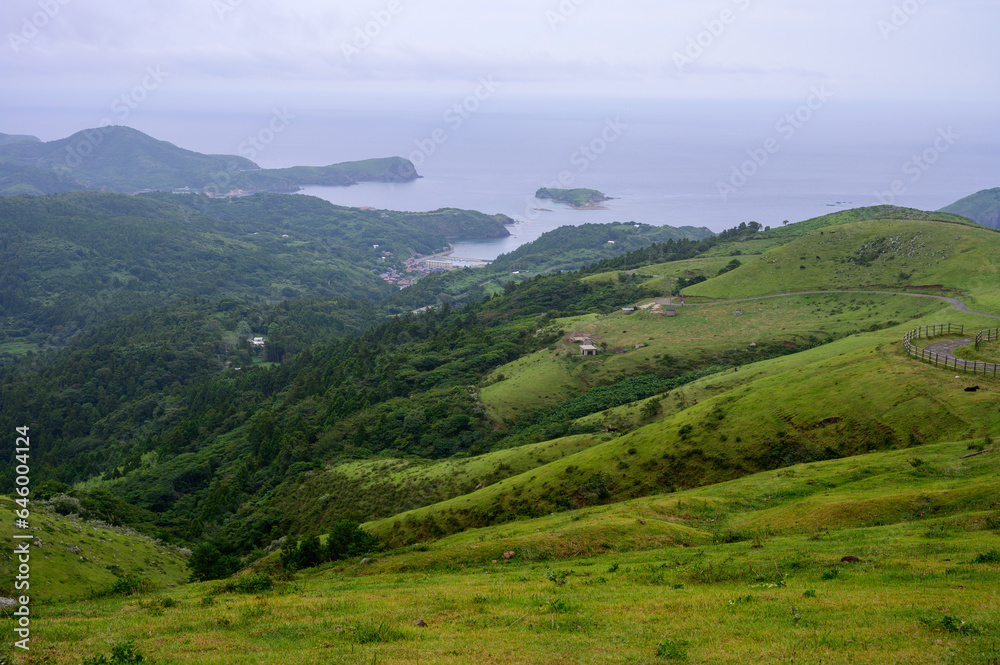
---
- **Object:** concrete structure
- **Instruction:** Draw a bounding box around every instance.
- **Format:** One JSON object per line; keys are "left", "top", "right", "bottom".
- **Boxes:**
{"left": 580, "top": 344, "right": 600, "bottom": 356}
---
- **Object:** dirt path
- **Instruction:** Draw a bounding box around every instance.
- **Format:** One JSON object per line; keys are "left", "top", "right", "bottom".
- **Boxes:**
{"left": 679, "top": 290, "right": 1000, "bottom": 319}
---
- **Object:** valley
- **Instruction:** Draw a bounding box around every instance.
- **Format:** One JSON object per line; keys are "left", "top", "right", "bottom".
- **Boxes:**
{"left": 1, "top": 199, "right": 999, "bottom": 663}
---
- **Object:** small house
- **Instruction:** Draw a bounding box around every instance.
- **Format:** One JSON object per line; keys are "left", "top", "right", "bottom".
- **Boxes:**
{"left": 580, "top": 344, "right": 600, "bottom": 356}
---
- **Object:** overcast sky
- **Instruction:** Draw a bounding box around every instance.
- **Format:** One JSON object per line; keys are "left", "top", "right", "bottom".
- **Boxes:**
{"left": 3, "top": 0, "right": 999, "bottom": 110}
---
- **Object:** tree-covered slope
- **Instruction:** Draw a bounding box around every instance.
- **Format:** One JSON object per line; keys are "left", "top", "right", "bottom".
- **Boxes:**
{"left": 0, "top": 126, "right": 419, "bottom": 194}
{"left": 0, "top": 192, "right": 395, "bottom": 351}
{"left": 0, "top": 192, "right": 512, "bottom": 353}
{"left": 488, "top": 222, "right": 712, "bottom": 273}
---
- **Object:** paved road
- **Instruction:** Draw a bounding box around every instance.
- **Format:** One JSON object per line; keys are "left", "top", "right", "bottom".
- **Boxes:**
{"left": 924, "top": 338, "right": 974, "bottom": 357}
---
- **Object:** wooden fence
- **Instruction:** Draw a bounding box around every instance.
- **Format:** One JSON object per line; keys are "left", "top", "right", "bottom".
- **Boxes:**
{"left": 903, "top": 323, "right": 1000, "bottom": 377}
{"left": 976, "top": 327, "right": 999, "bottom": 350}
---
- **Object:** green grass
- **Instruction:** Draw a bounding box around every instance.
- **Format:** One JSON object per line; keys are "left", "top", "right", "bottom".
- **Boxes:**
{"left": 267, "top": 434, "right": 612, "bottom": 533}
{"left": 684, "top": 218, "right": 1000, "bottom": 312}
{"left": 0, "top": 497, "right": 189, "bottom": 602}
{"left": 14, "top": 441, "right": 1000, "bottom": 664}
{"left": 480, "top": 292, "right": 945, "bottom": 421}
{"left": 954, "top": 339, "right": 1000, "bottom": 364}
{"left": 365, "top": 320, "right": 1000, "bottom": 546}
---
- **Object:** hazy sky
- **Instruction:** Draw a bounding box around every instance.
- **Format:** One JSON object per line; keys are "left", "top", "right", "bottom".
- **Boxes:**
{"left": 3, "top": 0, "right": 998, "bottom": 109}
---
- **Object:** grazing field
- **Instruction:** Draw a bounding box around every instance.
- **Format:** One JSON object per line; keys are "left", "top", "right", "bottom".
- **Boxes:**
{"left": 13, "top": 443, "right": 999, "bottom": 665}
{"left": 480, "top": 292, "right": 948, "bottom": 421}
{"left": 685, "top": 219, "right": 1000, "bottom": 311}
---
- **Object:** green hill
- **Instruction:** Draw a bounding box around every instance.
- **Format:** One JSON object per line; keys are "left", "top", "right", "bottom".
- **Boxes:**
{"left": 941, "top": 187, "right": 1000, "bottom": 229}
{"left": 0, "top": 496, "right": 188, "bottom": 602}
{"left": 683, "top": 215, "right": 1000, "bottom": 311}
{"left": 0, "top": 133, "right": 40, "bottom": 147}
{"left": 0, "top": 126, "right": 419, "bottom": 195}
{"left": 3, "top": 205, "right": 1000, "bottom": 664}
{"left": 25, "top": 440, "right": 998, "bottom": 664}
{"left": 0, "top": 191, "right": 509, "bottom": 353}
{"left": 489, "top": 222, "right": 713, "bottom": 274}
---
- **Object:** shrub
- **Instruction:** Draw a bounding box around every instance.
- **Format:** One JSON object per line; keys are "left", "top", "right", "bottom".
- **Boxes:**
{"left": 656, "top": 637, "right": 690, "bottom": 661}
{"left": 545, "top": 569, "right": 570, "bottom": 586}
{"left": 213, "top": 572, "right": 274, "bottom": 595}
{"left": 187, "top": 542, "right": 241, "bottom": 582}
{"left": 80, "top": 639, "right": 145, "bottom": 664}
{"left": 105, "top": 574, "right": 150, "bottom": 597}
{"left": 351, "top": 621, "right": 407, "bottom": 644}
{"left": 974, "top": 549, "right": 1000, "bottom": 564}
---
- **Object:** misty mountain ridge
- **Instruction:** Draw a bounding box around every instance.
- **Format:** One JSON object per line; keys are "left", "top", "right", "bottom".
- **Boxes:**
{"left": 0, "top": 125, "right": 419, "bottom": 196}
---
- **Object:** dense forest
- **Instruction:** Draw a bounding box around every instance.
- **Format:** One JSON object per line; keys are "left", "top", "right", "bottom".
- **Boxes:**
{"left": 0, "top": 191, "right": 510, "bottom": 354}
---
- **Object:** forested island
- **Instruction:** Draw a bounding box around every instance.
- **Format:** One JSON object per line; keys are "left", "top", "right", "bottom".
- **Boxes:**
{"left": 535, "top": 187, "right": 611, "bottom": 209}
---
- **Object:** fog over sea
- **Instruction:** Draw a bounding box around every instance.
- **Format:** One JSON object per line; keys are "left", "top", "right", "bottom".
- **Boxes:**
{"left": 12, "top": 96, "right": 999, "bottom": 261}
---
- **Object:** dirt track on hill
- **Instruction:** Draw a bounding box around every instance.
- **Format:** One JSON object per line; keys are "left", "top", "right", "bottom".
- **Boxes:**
{"left": 678, "top": 290, "right": 1000, "bottom": 319}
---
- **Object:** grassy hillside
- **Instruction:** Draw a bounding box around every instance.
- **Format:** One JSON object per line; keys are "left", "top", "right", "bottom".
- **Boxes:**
{"left": 479, "top": 291, "right": 945, "bottom": 420}
{"left": 684, "top": 217, "right": 1000, "bottom": 311}
{"left": 267, "top": 434, "right": 612, "bottom": 533}
{"left": 6, "top": 205, "right": 1000, "bottom": 664}
{"left": 13, "top": 442, "right": 998, "bottom": 664}
{"left": 941, "top": 187, "right": 1000, "bottom": 229}
{"left": 370, "top": 317, "right": 998, "bottom": 545}
{"left": 0, "top": 497, "right": 188, "bottom": 602}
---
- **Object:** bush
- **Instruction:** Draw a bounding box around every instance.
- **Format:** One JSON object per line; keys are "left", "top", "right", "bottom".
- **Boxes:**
{"left": 187, "top": 542, "right": 241, "bottom": 582}
{"left": 280, "top": 520, "right": 379, "bottom": 571}
{"left": 104, "top": 574, "right": 150, "bottom": 597}
{"left": 212, "top": 573, "right": 274, "bottom": 595}
{"left": 974, "top": 549, "right": 1000, "bottom": 564}
{"left": 656, "top": 637, "right": 690, "bottom": 661}
{"left": 80, "top": 639, "right": 145, "bottom": 664}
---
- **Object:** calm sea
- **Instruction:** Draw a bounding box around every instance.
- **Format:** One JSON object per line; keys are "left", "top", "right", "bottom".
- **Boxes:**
{"left": 7, "top": 96, "right": 999, "bottom": 260}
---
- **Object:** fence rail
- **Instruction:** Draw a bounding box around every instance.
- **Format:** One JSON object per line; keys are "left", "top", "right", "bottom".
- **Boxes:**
{"left": 976, "top": 327, "right": 999, "bottom": 350}
{"left": 903, "top": 323, "right": 999, "bottom": 377}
